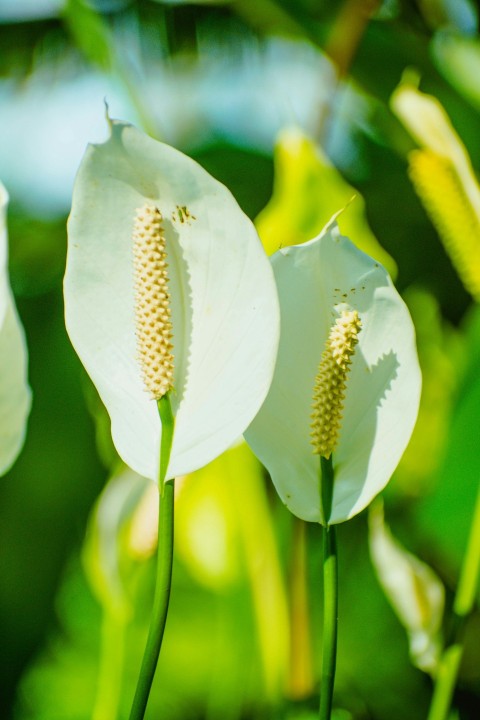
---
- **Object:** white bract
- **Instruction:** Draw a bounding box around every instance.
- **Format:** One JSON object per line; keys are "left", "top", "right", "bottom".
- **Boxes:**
{"left": 369, "top": 501, "right": 444, "bottom": 674}
{"left": 0, "top": 182, "right": 31, "bottom": 475}
{"left": 83, "top": 468, "right": 157, "bottom": 620}
{"left": 64, "top": 120, "right": 279, "bottom": 480}
{"left": 245, "top": 219, "right": 421, "bottom": 525}
{"left": 391, "top": 81, "right": 480, "bottom": 218}
{"left": 391, "top": 80, "right": 480, "bottom": 301}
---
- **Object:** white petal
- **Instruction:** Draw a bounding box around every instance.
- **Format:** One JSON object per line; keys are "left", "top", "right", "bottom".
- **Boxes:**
{"left": 64, "top": 121, "right": 279, "bottom": 480}
{"left": 0, "top": 182, "right": 31, "bottom": 475}
{"left": 245, "top": 220, "right": 421, "bottom": 524}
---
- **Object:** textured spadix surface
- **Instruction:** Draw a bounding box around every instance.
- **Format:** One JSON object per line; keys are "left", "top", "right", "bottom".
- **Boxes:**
{"left": 64, "top": 121, "right": 279, "bottom": 480}
{"left": 0, "top": 182, "right": 31, "bottom": 475}
{"left": 245, "top": 220, "right": 421, "bottom": 525}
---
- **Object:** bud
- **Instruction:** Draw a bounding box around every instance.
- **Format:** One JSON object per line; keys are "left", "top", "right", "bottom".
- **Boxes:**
{"left": 132, "top": 205, "right": 174, "bottom": 399}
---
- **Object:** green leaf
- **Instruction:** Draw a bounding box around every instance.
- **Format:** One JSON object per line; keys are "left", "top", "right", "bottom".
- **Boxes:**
{"left": 255, "top": 127, "right": 396, "bottom": 277}
{"left": 391, "top": 287, "right": 464, "bottom": 497}
{"left": 414, "top": 303, "right": 480, "bottom": 579}
{"left": 62, "top": 0, "right": 113, "bottom": 71}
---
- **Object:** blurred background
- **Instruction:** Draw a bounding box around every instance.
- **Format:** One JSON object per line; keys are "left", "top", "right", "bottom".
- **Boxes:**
{"left": 1, "top": 0, "right": 480, "bottom": 718}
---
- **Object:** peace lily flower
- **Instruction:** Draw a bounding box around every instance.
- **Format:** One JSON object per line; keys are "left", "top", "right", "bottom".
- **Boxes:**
{"left": 369, "top": 501, "right": 444, "bottom": 674}
{"left": 391, "top": 79, "right": 480, "bottom": 301}
{"left": 0, "top": 181, "right": 31, "bottom": 475}
{"left": 64, "top": 119, "right": 280, "bottom": 481}
{"left": 83, "top": 468, "right": 154, "bottom": 622}
{"left": 245, "top": 217, "right": 421, "bottom": 525}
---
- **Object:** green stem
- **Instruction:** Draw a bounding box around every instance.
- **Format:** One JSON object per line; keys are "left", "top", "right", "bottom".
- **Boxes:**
{"left": 319, "top": 455, "right": 338, "bottom": 720}
{"left": 129, "top": 394, "right": 175, "bottom": 720}
{"left": 427, "top": 482, "right": 480, "bottom": 720}
{"left": 319, "top": 524, "right": 338, "bottom": 720}
{"left": 320, "top": 456, "right": 334, "bottom": 525}
{"left": 427, "top": 645, "right": 463, "bottom": 720}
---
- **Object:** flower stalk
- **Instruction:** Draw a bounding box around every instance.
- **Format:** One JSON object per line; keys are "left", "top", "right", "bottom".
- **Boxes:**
{"left": 427, "top": 483, "right": 480, "bottom": 720}
{"left": 319, "top": 526, "right": 338, "bottom": 720}
{"left": 129, "top": 395, "right": 175, "bottom": 720}
{"left": 319, "top": 456, "right": 338, "bottom": 720}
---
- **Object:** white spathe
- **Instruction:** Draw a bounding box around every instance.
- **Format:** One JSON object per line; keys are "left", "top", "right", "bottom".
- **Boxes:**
{"left": 391, "top": 81, "right": 480, "bottom": 218}
{"left": 245, "top": 220, "right": 421, "bottom": 525}
{"left": 64, "top": 120, "right": 280, "bottom": 480}
{"left": 0, "top": 182, "right": 31, "bottom": 475}
{"left": 369, "top": 501, "right": 444, "bottom": 674}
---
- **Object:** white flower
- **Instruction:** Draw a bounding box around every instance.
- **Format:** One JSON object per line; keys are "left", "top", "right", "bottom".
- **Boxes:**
{"left": 369, "top": 501, "right": 444, "bottom": 674}
{"left": 245, "top": 219, "right": 421, "bottom": 524}
{"left": 64, "top": 120, "right": 280, "bottom": 480}
{"left": 0, "top": 182, "right": 31, "bottom": 475}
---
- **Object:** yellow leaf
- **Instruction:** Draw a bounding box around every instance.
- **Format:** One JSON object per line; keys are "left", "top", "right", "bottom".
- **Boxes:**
{"left": 255, "top": 127, "right": 396, "bottom": 278}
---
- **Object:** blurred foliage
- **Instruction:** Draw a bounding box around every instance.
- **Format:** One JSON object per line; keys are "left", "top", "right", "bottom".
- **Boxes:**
{"left": 1, "top": 0, "right": 480, "bottom": 719}
{"left": 255, "top": 126, "right": 395, "bottom": 276}
{"left": 62, "top": 0, "right": 114, "bottom": 72}
{"left": 389, "top": 287, "right": 464, "bottom": 496}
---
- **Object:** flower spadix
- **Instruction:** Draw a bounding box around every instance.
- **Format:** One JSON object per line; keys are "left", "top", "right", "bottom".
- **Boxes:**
{"left": 245, "top": 219, "right": 421, "bottom": 525}
{"left": 64, "top": 120, "right": 279, "bottom": 480}
{"left": 0, "top": 182, "right": 31, "bottom": 475}
{"left": 311, "top": 309, "right": 361, "bottom": 459}
{"left": 132, "top": 204, "right": 174, "bottom": 400}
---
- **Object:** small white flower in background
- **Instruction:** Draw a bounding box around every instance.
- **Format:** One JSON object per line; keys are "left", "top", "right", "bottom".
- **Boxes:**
{"left": 391, "top": 79, "right": 480, "bottom": 301}
{"left": 83, "top": 468, "right": 153, "bottom": 621}
{"left": 368, "top": 501, "right": 444, "bottom": 674}
{"left": 64, "top": 119, "right": 280, "bottom": 480}
{"left": 391, "top": 80, "right": 480, "bottom": 209}
{"left": 245, "top": 218, "right": 421, "bottom": 525}
{"left": 0, "top": 181, "right": 31, "bottom": 475}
